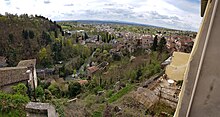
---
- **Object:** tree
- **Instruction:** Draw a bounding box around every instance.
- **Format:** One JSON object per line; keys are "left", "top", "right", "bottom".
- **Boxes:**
{"left": 38, "top": 47, "right": 53, "bottom": 67}
{"left": 151, "top": 35, "right": 158, "bottom": 51}
{"left": 54, "top": 30, "right": 58, "bottom": 38}
{"left": 36, "top": 86, "right": 44, "bottom": 100}
{"left": 0, "top": 91, "right": 29, "bottom": 116}
{"left": 112, "top": 53, "right": 121, "bottom": 61}
{"left": 158, "top": 37, "right": 167, "bottom": 53}
{"left": 97, "top": 35, "right": 100, "bottom": 41}
{"left": 48, "top": 83, "right": 61, "bottom": 98}
{"left": 42, "top": 31, "right": 52, "bottom": 45}
{"left": 68, "top": 82, "right": 81, "bottom": 97}
{"left": 12, "top": 83, "right": 28, "bottom": 96}
{"left": 29, "top": 30, "right": 35, "bottom": 39}
{"left": 52, "top": 38, "right": 63, "bottom": 61}
{"left": 22, "top": 30, "right": 29, "bottom": 39}
{"left": 8, "top": 33, "right": 14, "bottom": 43}
{"left": 84, "top": 32, "right": 89, "bottom": 40}
{"left": 136, "top": 69, "right": 142, "bottom": 81}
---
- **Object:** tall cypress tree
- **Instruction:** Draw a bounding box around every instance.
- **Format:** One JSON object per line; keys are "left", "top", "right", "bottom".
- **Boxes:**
{"left": 151, "top": 35, "right": 158, "bottom": 51}
{"left": 158, "top": 37, "right": 166, "bottom": 52}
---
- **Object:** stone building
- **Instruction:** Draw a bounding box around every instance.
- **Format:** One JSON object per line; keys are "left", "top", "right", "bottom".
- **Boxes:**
{"left": 17, "top": 59, "right": 37, "bottom": 88}
{"left": 0, "top": 59, "right": 37, "bottom": 92}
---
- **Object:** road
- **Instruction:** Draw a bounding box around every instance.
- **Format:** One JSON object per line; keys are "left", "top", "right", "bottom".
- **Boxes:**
{"left": 77, "top": 50, "right": 96, "bottom": 75}
{"left": 176, "top": 0, "right": 220, "bottom": 116}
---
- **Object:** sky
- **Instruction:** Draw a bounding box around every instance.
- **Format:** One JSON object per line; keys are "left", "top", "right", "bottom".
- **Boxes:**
{"left": 0, "top": 0, "right": 202, "bottom": 31}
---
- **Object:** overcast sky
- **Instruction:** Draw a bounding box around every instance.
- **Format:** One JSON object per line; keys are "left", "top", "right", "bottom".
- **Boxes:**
{"left": 0, "top": 0, "right": 202, "bottom": 31}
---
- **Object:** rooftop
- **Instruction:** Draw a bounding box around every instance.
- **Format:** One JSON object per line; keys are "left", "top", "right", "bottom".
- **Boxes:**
{"left": 17, "top": 59, "right": 36, "bottom": 67}
{"left": 0, "top": 67, "right": 29, "bottom": 87}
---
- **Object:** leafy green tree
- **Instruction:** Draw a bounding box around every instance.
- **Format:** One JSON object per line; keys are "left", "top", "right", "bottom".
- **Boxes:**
{"left": 48, "top": 83, "right": 61, "bottom": 98}
{"left": 42, "top": 31, "right": 52, "bottom": 45}
{"left": 38, "top": 47, "right": 53, "bottom": 67}
{"left": 68, "top": 82, "right": 81, "bottom": 97}
{"left": 0, "top": 91, "right": 29, "bottom": 116}
{"left": 12, "top": 83, "right": 27, "bottom": 96}
{"left": 36, "top": 86, "right": 44, "bottom": 101}
{"left": 103, "top": 50, "right": 108, "bottom": 55}
{"left": 52, "top": 38, "right": 63, "bottom": 61}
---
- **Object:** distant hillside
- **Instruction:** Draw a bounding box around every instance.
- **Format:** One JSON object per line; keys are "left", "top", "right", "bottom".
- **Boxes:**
{"left": 0, "top": 13, "right": 64, "bottom": 66}
{"left": 57, "top": 20, "right": 159, "bottom": 28}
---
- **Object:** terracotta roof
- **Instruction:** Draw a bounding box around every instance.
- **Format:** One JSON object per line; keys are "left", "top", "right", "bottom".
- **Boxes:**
{"left": 0, "top": 67, "right": 29, "bottom": 87}
{"left": 77, "top": 80, "right": 88, "bottom": 85}
{"left": 141, "top": 35, "right": 152, "bottom": 39}
{"left": 17, "top": 59, "right": 36, "bottom": 67}
{"left": 87, "top": 66, "right": 99, "bottom": 74}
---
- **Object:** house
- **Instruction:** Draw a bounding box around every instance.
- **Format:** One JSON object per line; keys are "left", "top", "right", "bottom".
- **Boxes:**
{"left": 17, "top": 59, "right": 37, "bottom": 89}
{"left": 87, "top": 66, "right": 99, "bottom": 78}
{"left": 0, "top": 59, "right": 37, "bottom": 92}
{"left": 36, "top": 68, "right": 55, "bottom": 79}
{"left": 141, "top": 35, "right": 153, "bottom": 49}
{"left": 0, "top": 56, "right": 7, "bottom": 67}
{"left": 0, "top": 67, "right": 29, "bottom": 92}
{"left": 77, "top": 80, "right": 88, "bottom": 85}
{"left": 87, "top": 66, "right": 99, "bottom": 74}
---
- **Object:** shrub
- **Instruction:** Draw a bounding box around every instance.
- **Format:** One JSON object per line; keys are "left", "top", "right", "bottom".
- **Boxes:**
{"left": 108, "top": 84, "right": 134, "bottom": 103}
{"left": 92, "top": 111, "right": 102, "bottom": 117}
{"left": 0, "top": 91, "right": 29, "bottom": 116}
{"left": 36, "top": 86, "right": 45, "bottom": 101}
{"left": 68, "top": 82, "right": 81, "bottom": 97}
{"left": 105, "top": 90, "right": 114, "bottom": 98}
{"left": 48, "top": 83, "right": 61, "bottom": 98}
{"left": 51, "top": 98, "right": 68, "bottom": 117}
{"left": 44, "top": 89, "right": 52, "bottom": 100}
{"left": 12, "top": 83, "right": 27, "bottom": 96}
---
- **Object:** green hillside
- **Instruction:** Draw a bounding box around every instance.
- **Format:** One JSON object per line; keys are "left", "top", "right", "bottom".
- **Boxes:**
{"left": 0, "top": 13, "right": 63, "bottom": 66}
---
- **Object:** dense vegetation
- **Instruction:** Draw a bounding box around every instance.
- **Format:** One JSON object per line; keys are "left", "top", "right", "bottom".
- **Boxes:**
{"left": 0, "top": 83, "right": 30, "bottom": 117}
{"left": 0, "top": 14, "right": 90, "bottom": 70}
{"left": 0, "top": 14, "right": 62, "bottom": 66}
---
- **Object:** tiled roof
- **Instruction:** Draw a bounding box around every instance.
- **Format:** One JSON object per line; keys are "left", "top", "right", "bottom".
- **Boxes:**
{"left": 77, "top": 80, "right": 88, "bottom": 85}
{"left": 0, "top": 59, "right": 36, "bottom": 87}
{"left": 0, "top": 67, "right": 29, "bottom": 87}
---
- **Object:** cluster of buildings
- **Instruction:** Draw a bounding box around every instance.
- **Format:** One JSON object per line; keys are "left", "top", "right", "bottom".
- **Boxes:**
{"left": 166, "top": 36, "right": 194, "bottom": 53}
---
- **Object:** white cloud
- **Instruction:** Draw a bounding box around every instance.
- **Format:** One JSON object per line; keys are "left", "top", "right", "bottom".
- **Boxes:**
{"left": 0, "top": 0, "right": 202, "bottom": 31}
